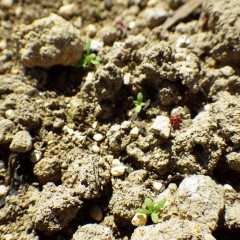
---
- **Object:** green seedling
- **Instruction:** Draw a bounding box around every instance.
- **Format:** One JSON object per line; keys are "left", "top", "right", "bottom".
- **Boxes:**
{"left": 135, "top": 197, "right": 166, "bottom": 224}
{"left": 133, "top": 92, "right": 145, "bottom": 113}
{"left": 76, "top": 38, "right": 101, "bottom": 68}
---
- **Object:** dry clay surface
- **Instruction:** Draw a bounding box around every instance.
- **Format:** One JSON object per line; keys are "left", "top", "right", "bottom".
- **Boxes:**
{"left": 0, "top": 0, "right": 239, "bottom": 239}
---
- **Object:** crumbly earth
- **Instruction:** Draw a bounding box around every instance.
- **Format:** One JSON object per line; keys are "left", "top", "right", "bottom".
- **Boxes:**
{"left": 0, "top": 0, "right": 239, "bottom": 239}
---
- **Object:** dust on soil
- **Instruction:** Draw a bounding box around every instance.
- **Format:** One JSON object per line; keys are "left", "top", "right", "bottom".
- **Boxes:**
{"left": 0, "top": 0, "right": 240, "bottom": 239}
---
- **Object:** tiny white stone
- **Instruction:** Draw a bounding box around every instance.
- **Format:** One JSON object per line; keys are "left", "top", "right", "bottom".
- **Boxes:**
{"left": 220, "top": 66, "right": 235, "bottom": 77}
{"left": 123, "top": 73, "right": 131, "bottom": 85}
{"left": 110, "top": 124, "right": 121, "bottom": 132}
{"left": 30, "top": 150, "right": 42, "bottom": 163}
{"left": 112, "top": 159, "right": 121, "bottom": 167}
{"left": 58, "top": 3, "right": 77, "bottom": 18}
{"left": 91, "top": 40, "right": 104, "bottom": 52}
{"left": 89, "top": 205, "right": 103, "bottom": 221}
{"left": 153, "top": 182, "right": 163, "bottom": 191}
{"left": 0, "top": 185, "right": 8, "bottom": 197}
{"left": 176, "top": 35, "right": 190, "bottom": 48}
{"left": 130, "top": 126, "right": 139, "bottom": 138}
{"left": 128, "top": 21, "right": 136, "bottom": 29}
{"left": 223, "top": 184, "right": 234, "bottom": 191}
{"left": 0, "top": 0, "right": 13, "bottom": 8}
{"left": 121, "top": 120, "right": 131, "bottom": 129}
{"left": 151, "top": 116, "right": 171, "bottom": 138}
{"left": 74, "top": 131, "right": 86, "bottom": 141}
{"left": 92, "top": 145, "right": 100, "bottom": 153}
{"left": 131, "top": 213, "right": 148, "bottom": 226}
{"left": 111, "top": 165, "right": 126, "bottom": 176}
{"left": 67, "top": 128, "right": 74, "bottom": 135}
{"left": 93, "top": 133, "right": 104, "bottom": 142}
{"left": 5, "top": 109, "right": 15, "bottom": 120}
{"left": 92, "top": 121, "right": 98, "bottom": 129}
{"left": 86, "top": 24, "right": 97, "bottom": 37}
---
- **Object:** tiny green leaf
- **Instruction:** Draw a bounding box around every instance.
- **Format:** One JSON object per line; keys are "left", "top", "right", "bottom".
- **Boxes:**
{"left": 155, "top": 198, "right": 166, "bottom": 211}
{"left": 151, "top": 212, "right": 159, "bottom": 223}
{"left": 135, "top": 208, "right": 152, "bottom": 215}
{"left": 137, "top": 92, "right": 143, "bottom": 103}
{"left": 135, "top": 105, "right": 142, "bottom": 113}
{"left": 145, "top": 198, "right": 154, "bottom": 211}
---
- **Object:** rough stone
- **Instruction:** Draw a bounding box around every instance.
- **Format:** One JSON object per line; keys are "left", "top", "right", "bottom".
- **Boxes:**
{"left": 19, "top": 13, "right": 83, "bottom": 68}
{"left": 131, "top": 217, "right": 216, "bottom": 240}
{"left": 72, "top": 224, "right": 114, "bottom": 240}
{"left": 9, "top": 130, "right": 32, "bottom": 153}
{"left": 0, "top": 119, "right": 13, "bottom": 144}
{"left": 176, "top": 175, "right": 224, "bottom": 231}
{"left": 151, "top": 115, "right": 171, "bottom": 138}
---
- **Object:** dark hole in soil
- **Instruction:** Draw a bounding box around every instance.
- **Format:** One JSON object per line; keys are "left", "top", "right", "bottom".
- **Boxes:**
{"left": 192, "top": 144, "right": 208, "bottom": 167}
{"left": 213, "top": 228, "right": 240, "bottom": 240}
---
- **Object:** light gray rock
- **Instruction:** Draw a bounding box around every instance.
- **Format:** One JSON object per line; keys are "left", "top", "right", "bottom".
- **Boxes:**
{"left": 151, "top": 115, "right": 171, "bottom": 138}
{"left": 72, "top": 224, "right": 114, "bottom": 240}
{"left": 32, "top": 183, "right": 81, "bottom": 234}
{"left": 33, "top": 157, "right": 61, "bottom": 184}
{"left": 9, "top": 130, "right": 32, "bottom": 153}
{"left": 226, "top": 152, "right": 240, "bottom": 172}
{"left": 20, "top": 13, "right": 83, "bottom": 68}
{"left": 0, "top": 119, "right": 13, "bottom": 144}
{"left": 224, "top": 185, "right": 240, "bottom": 229}
{"left": 131, "top": 217, "right": 216, "bottom": 240}
{"left": 176, "top": 175, "right": 224, "bottom": 231}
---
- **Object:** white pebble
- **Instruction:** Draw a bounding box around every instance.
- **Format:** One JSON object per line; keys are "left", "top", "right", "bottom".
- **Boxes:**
{"left": 121, "top": 120, "right": 131, "bottom": 129}
{"left": 123, "top": 73, "right": 131, "bottom": 85}
{"left": 0, "top": 0, "right": 13, "bottom": 8}
{"left": 5, "top": 109, "right": 15, "bottom": 120}
{"left": 151, "top": 116, "right": 171, "bottom": 138}
{"left": 131, "top": 213, "right": 148, "bottom": 226}
{"left": 58, "top": 3, "right": 77, "bottom": 18}
{"left": 30, "top": 150, "right": 42, "bottom": 163}
{"left": 112, "top": 159, "right": 121, "bottom": 167}
{"left": 89, "top": 205, "right": 103, "bottom": 221}
{"left": 93, "top": 133, "right": 104, "bottom": 142}
{"left": 86, "top": 24, "right": 97, "bottom": 37}
{"left": 0, "top": 185, "right": 8, "bottom": 197}
{"left": 130, "top": 126, "right": 139, "bottom": 138}
{"left": 153, "top": 182, "right": 163, "bottom": 191}
{"left": 220, "top": 66, "right": 235, "bottom": 77}
{"left": 223, "top": 184, "right": 234, "bottom": 191}
{"left": 92, "top": 145, "right": 100, "bottom": 153}
{"left": 111, "top": 165, "right": 126, "bottom": 176}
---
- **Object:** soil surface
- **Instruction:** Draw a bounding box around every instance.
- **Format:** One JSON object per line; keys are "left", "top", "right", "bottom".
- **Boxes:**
{"left": 0, "top": 0, "right": 240, "bottom": 239}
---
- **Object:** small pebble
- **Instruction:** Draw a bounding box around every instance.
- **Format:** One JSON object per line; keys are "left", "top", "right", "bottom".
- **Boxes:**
{"left": 151, "top": 116, "right": 171, "bottom": 138}
{"left": 93, "top": 133, "right": 104, "bottom": 142}
{"left": 153, "top": 182, "right": 163, "bottom": 191}
{"left": 58, "top": 3, "right": 77, "bottom": 18}
{"left": 86, "top": 24, "right": 97, "bottom": 37}
{"left": 30, "top": 150, "right": 42, "bottom": 163}
{"left": 131, "top": 213, "right": 148, "bottom": 226}
{"left": 0, "top": 185, "right": 8, "bottom": 197}
{"left": 92, "top": 145, "right": 100, "bottom": 153}
{"left": 220, "top": 66, "right": 235, "bottom": 77}
{"left": 111, "top": 165, "right": 126, "bottom": 176}
{"left": 89, "top": 205, "right": 103, "bottom": 221}
{"left": 0, "top": 0, "right": 13, "bottom": 8}
{"left": 130, "top": 126, "right": 139, "bottom": 138}
{"left": 112, "top": 159, "right": 121, "bottom": 167}
{"left": 121, "top": 120, "right": 131, "bottom": 129}
{"left": 4, "top": 109, "right": 15, "bottom": 120}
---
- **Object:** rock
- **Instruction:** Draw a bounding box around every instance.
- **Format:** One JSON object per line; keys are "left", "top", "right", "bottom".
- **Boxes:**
{"left": 131, "top": 213, "right": 147, "bottom": 226}
{"left": 151, "top": 115, "right": 171, "bottom": 138}
{"left": 130, "top": 127, "right": 139, "bottom": 138}
{"left": 93, "top": 133, "right": 104, "bottom": 142}
{"left": 131, "top": 217, "right": 216, "bottom": 240}
{"left": 226, "top": 152, "right": 240, "bottom": 172}
{"left": 33, "top": 157, "right": 61, "bottom": 184}
{"left": 111, "top": 165, "right": 126, "bottom": 177}
{"left": 89, "top": 205, "right": 103, "bottom": 222}
{"left": 0, "top": 0, "right": 13, "bottom": 8}
{"left": 176, "top": 175, "right": 224, "bottom": 231}
{"left": 32, "top": 183, "right": 81, "bottom": 234}
{"left": 95, "top": 63, "right": 123, "bottom": 101}
{"left": 19, "top": 13, "right": 83, "bottom": 68}
{"left": 9, "top": 130, "right": 32, "bottom": 153}
{"left": 0, "top": 184, "right": 8, "bottom": 197}
{"left": 62, "top": 154, "right": 111, "bottom": 199}
{"left": 72, "top": 224, "right": 114, "bottom": 240}
{"left": 0, "top": 119, "right": 13, "bottom": 144}
{"left": 224, "top": 185, "right": 240, "bottom": 229}
{"left": 58, "top": 3, "right": 78, "bottom": 18}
